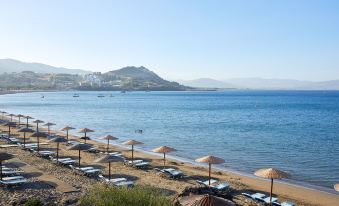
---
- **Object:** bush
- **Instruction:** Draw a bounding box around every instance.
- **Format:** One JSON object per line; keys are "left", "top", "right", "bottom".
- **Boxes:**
{"left": 80, "top": 185, "right": 174, "bottom": 206}
{"left": 24, "top": 198, "right": 43, "bottom": 206}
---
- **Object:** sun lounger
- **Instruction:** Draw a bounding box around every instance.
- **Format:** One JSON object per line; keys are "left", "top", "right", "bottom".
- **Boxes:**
{"left": 0, "top": 178, "right": 27, "bottom": 186}
{"left": 1, "top": 176, "right": 25, "bottom": 181}
{"left": 260, "top": 197, "right": 278, "bottom": 204}
{"left": 70, "top": 166, "right": 94, "bottom": 171}
{"left": 67, "top": 140, "right": 79, "bottom": 145}
{"left": 197, "top": 179, "right": 218, "bottom": 186}
{"left": 155, "top": 168, "right": 185, "bottom": 179}
{"left": 98, "top": 175, "right": 134, "bottom": 187}
{"left": 1, "top": 170, "right": 22, "bottom": 176}
{"left": 211, "top": 182, "right": 230, "bottom": 190}
{"left": 280, "top": 202, "right": 295, "bottom": 206}
{"left": 251, "top": 193, "right": 266, "bottom": 200}
{"left": 35, "top": 150, "right": 55, "bottom": 157}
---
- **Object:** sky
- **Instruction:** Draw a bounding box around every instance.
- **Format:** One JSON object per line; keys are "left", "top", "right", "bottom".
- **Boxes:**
{"left": 0, "top": 0, "right": 338, "bottom": 81}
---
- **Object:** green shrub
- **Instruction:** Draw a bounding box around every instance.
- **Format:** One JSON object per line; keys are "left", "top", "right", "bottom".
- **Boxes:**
{"left": 80, "top": 185, "right": 174, "bottom": 206}
{"left": 24, "top": 198, "right": 43, "bottom": 206}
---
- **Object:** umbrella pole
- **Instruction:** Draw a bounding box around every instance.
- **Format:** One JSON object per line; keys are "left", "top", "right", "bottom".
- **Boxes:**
{"left": 57, "top": 142, "right": 59, "bottom": 162}
{"left": 8, "top": 125, "right": 11, "bottom": 138}
{"left": 270, "top": 178, "right": 273, "bottom": 206}
{"left": 132, "top": 145, "right": 134, "bottom": 161}
{"left": 107, "top": 139, "right": 109, "bottom": 153}
{"left": 66, "top": 130, "right": 69, "bottom": 141}
{"left": 109, "top": 162, "right": 111, "bottom": 180}
{"left": 78, "top": 149, "right": 81, "bottom": 167}
{"left": 48, "top": 125, "right": 50, "bottom": 135}
{"left": 23, "top": 132, "right": 26, "bottom": 148}
{"left": 37, "top": 135, "right": 40, "bottom": 152}
{"left": 0, "top": 160, "right": 2, "bottom": 180}
{"left": 26, "top": 118, "right": 28, "bottom": 128}
{"left": 36, "top": 123, "right": 38, "bottom": 132}
{"left": 163, "top": 152, "right": 166, "bottom": 167}
{"left": 84, "top": 132, "right": 87, "bottom": 144}
{"left": 18, "top": 117, "right": 20, "bottom": 126}
{"left": 209, "top": 163, "right": 211, "bottom": 185}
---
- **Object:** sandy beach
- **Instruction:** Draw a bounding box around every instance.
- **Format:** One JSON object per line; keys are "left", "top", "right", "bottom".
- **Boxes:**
{"left": 0, "top": 120, "right": 338, "bottom": 206}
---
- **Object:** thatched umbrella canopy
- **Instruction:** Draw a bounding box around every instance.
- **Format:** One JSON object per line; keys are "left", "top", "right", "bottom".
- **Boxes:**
{"left": 30, "top": 131, "right": 48, "bottom": 152}
{"left": 16, "top": 114, "right": 25, "bottom": 126}
{"left": 152, "top": 146, "right": 176, "bottom": 167}
{"left": 195, "top": 155, "right": 225, "bottom": 185}
{"left": 254, "top": 168, "right": 290, "bottom": 206}
{"left": 101, "top": 135, "right": 118, "bottom": 153}
{"left": 60, "top": 126, "right": 75, "bottom": 140}
{"left": 17, "top": 127, "right": 35, "bottom": 147}
{"left": 48, "top": 137, "right": 67, "bottom": 161}
{"left": 3, "top": 122, "right": 17, "bottom": 137}
{"left": 95, "top": 154, "right": 124, "bottom": 180}
{"left": 33, "top": 120, "right": 44, "bottom": 132}
{"left": 122, "top": 140, "right": 144, "bottom": 161}
{"left": 25, "top": 116, "right": 34, "bottom": 128}
{"left": 0, "top": 152, "right": 14, "bottom": 180}
{"left": 43, "top": 122, "right": 56, "bottom": 135}
{"left": 67, "top": 143, "right": 92, "bottom": 167}
{"left": 78, "top": 128, "right": 94, "bottom": 143}
{"left": 334, "top": 184, "right": 339, "bottom": 192}
{"left": 179, "top": 194, "right": 236, "bottom": 206}
{"left": 0, "top": 111, "right": 7, "bottom": 120}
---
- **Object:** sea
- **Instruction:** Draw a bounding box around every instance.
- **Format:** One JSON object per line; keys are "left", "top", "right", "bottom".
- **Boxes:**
{"left": 1, "top": 90, "right": 338, "bottom": 193}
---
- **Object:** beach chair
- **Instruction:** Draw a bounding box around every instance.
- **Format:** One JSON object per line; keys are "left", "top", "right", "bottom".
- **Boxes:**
{"left": 35, "top": 150, "right": 55, "bottom": 157}
{"left": 0, "top": 177, "right": 27, "bottom": 186}
{"left": 1, "top": 170, "right": 23, "bottom": 176}
{"left": 280, "top": 202, "right": 295, "bottom": 206}
{"left": 197, "top": 179, "right": 218, "bottom": 186}
{"left": 98, "top": 175, "right": 134, "bottom": 187}
{"left": 261, "top": 197, "right": 278, "bottom": 204}
{"left": 155, "top": 168, "right": 185, "bottom": 179}
{"left": 211, "top": 182, "right": 230, "bottom": 191}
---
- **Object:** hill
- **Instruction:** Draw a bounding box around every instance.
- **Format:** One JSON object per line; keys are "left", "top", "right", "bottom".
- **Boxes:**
{"left": 0, "top": 59, "right": 89, "bottom": 74}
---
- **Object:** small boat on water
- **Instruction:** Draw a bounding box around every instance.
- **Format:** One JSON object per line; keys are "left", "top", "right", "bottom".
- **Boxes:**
{"left": 98, "top": 94, "right": 105, "bottom": 98}
{"left": 41, "top": 95, "right": 44, "bottom": 98}
{"left": 73, "top": 94, "right": 80, "bottom": 98}
{"left": 121, "top": 90, "right": 126, "bottom": 93}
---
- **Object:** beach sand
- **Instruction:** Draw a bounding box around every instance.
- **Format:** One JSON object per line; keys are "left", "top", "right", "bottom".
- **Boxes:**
{"left": 0, "top": 122, "right": 338, "bottom": 206}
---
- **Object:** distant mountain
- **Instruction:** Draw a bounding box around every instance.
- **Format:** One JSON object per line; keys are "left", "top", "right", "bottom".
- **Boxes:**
{"left": 180, "top": 77, "right": 339, "bottom": 90}
{"left": 0, "top": 59, "right": 90, "bottom": 74}
{"left": 106, "top": 66, "right": 164, "bottom": 83}
{"left": 177, "top": 78, "right": 236, "bottom": 88}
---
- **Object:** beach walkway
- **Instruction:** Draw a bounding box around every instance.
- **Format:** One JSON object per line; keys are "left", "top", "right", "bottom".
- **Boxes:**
{"left": 10, "top": 158, "right": 78, "bottom": 193}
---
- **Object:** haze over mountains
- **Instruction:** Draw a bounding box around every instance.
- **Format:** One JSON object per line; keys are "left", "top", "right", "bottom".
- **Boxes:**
{"left": 0, "top": 59, "right": 89, "bottom": 74}
{"left": 1, "top": 59, "right": 339, "bottom": 90}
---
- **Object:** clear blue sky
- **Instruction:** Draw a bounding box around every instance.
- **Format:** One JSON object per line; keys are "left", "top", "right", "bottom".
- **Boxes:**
{"left": 0, "top": 0, "right": 338, "bottom": 81}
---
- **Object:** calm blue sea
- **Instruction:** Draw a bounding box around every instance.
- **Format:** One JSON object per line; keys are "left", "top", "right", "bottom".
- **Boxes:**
{"left": 1, "top": 91, "right": 338, "bottom": 191}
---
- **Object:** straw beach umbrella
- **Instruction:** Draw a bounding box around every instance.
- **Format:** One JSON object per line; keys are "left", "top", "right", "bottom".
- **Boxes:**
{"left": 254, "top": 168, "right": 290, "bottom": 206}
{"left": 43, "top": 122, "right": 56, "bottom": 135}
{"left": 78, "top": 128, "right": 94, "bottom": 143}
{"left": 33, "top": 120, "right": 44, "bottom": 132}
{"left": 334, "top": 184, "right": 339, "bottom": 192}
{"left": 95, "top": 154, "right": 124, "bottom": 180}
{"left": 101, "top": 135, "right": 118, "bottom": 153}
{"left": 30, "top": 131, "right": 48, "bottom": 152}
{"left": 122, "top": 140, "right": 143, "bottom": 162}
{"left": 17, "top": 128, "right": 34, "bottom": 147}
{"left": 152, "top": 146, "right": 176, "bottom": 167}
{"left": 67, "top": 143, "right": 92, "bottom": 167}
{"left": 7, "top": 114, "right": 15, "bottom": 122}
{"left": 3, "top": 122, "right": 16, "bottom": 137}
{"left": 0, "top": 152, "right": 14, "bottom": 180}
{"left": 25, "top": 116, "right": 34, "bottom": 128}
{"left": 179, "top": 194, "right": 236, "bottom": 206}
{"left": 60, "top": 126, "right": 75, "bottom": 141}
{"left": 48, "top": 137, "right": 67, "bottom": 162}
{"left": 16, "top": 114, "right": 25, "bottom": 126}
{"left": 195, "top": 155, "right": 225, "bottom": 185}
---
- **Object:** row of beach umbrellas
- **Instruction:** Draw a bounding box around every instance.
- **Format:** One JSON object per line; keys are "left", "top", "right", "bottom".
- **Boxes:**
{"left": 1, "top": 110, "right": 338, "bottom": 206}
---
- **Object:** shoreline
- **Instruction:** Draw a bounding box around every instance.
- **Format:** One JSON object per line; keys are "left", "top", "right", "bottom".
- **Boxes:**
{"left": 100, "top": 139, "right": 339, "bottom": 196}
